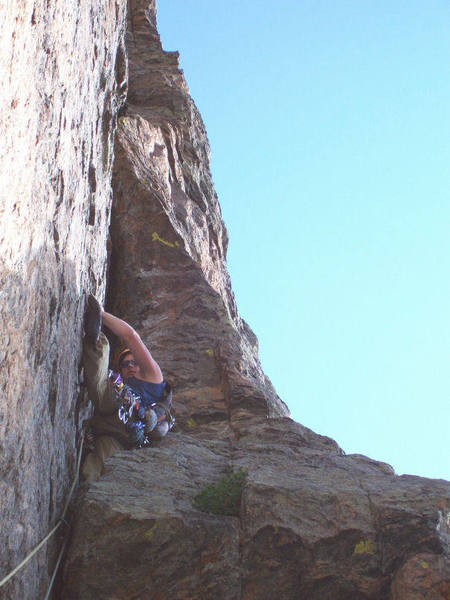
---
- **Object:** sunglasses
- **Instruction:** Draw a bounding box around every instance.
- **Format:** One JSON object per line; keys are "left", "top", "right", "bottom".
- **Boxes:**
{"left": 120, "top": 359, "right": 137, "bottom": 368}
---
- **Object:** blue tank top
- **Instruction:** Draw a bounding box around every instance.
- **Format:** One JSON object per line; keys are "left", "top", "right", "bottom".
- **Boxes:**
{"left": 126, "top": 377, "right": 166, "bottom": 408}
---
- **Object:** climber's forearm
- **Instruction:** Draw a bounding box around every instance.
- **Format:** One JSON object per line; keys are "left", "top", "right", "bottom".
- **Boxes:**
{"left": 102, "top": 309, "right": 163, "bottom": 383}
{"left": 101, "top": 310, "right": 135, "bottom": 341}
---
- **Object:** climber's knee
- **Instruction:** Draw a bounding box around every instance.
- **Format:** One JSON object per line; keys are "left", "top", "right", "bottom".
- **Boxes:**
{"left": 149, "top": 421, "right": 169, "bottom": 441}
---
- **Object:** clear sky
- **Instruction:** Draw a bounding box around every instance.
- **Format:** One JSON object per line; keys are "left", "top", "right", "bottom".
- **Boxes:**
{"left": 157, "top": 1, "right": 450, "bottom": 481}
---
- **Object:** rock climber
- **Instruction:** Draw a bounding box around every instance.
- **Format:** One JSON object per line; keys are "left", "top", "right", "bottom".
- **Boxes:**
{"left": 81, "top": 295, "right": 172, "bottom": 481}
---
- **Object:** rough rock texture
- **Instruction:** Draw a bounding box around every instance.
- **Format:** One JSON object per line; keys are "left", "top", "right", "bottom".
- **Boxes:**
{"left": 0, "top": 1, "right": 127, "bottom": 598}
{"left": 60, "top": 2, "right": 450, "bottom": 600}
{"left": 106, "top": 0, "right": 289, "bottom": 434}
{"left": 63, "top": 419, "right": 450, "bottom": 599}
{"left": 1, "top": 0, "right": 449, "bottom": 598}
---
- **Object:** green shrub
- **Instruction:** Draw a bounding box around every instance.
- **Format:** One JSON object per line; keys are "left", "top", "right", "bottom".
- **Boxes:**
{"left": 193, "top": 469, "right": 247, "bottom": 516}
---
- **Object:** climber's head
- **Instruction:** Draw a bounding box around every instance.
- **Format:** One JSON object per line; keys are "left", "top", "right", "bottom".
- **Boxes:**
{"left": 118, "top": 349, "right": 140, "bottom": 380}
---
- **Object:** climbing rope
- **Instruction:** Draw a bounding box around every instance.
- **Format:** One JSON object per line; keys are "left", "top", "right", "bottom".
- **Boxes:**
{"left": 43, "top": 535, "right": 69, "bottom": 600}
{"left": 0, "top": 432, "right": 85, "bottom": 592}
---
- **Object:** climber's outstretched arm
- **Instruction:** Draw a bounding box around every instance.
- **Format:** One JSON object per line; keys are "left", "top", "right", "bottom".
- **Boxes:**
{"left": 101, "top": 310, "right": 163, "bottom": 383}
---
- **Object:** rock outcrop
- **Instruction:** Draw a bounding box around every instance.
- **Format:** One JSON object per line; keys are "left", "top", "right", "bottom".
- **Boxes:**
{"left": 106, "top": 1, "right": 288, "bottom": 437}
{"left": 0, "top": 1, "right": 127, "bottom": 598}
{"left": 60, "top": 2, "right": 450, "bottom": 600}
{"left": 63, "top": 421, "right": 450, "bottom": 599}
{"left": 1, "top": 1, "right": 449, "bottom": 599}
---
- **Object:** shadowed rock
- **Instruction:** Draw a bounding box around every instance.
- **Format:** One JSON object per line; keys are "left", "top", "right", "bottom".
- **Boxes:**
{"left": 0, "top": 1, "right": 127, "bottom": 597}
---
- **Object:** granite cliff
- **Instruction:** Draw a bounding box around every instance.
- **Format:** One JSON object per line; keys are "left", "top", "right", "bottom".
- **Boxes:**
{"left": 1, "top": 1, "right": 127, "bottom": 598}
{"left": 1, "top": 1, "right": 449, "bottom": 599}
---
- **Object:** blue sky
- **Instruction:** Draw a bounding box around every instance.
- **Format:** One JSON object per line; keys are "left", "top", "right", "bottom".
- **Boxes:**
{"left": 157, "top": 1, "right": 450, "bottom": 480}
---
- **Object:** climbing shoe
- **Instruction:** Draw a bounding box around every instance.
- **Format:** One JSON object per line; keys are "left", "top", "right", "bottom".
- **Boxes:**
{"left": 84, "top": 294, "right": 102, "bottom": 345}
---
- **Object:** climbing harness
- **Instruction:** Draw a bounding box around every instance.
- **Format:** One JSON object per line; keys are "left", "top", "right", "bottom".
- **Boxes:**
{"left": 110, "top": 370, "right": 175, "bottom": 448}
{"left": 110, "top": 370, "right": 149, "bottom": 447}
{"left": 0, "top": 432, "right": 85, "bottom": 595}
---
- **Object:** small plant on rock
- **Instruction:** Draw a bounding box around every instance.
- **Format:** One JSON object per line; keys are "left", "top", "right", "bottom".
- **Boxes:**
{"left": 193, "top": 469, "right": 247, "bottom": 516}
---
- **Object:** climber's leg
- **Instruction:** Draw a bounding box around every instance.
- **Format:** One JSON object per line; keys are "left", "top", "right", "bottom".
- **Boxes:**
{"left": 149, "top": 420, "right": 169, "bottom": 441}
{"left": 82, "top": 332, "right": 117, "bottom": 415}
{"left": 81, "top": 435, "right": 124, "bottom": 482}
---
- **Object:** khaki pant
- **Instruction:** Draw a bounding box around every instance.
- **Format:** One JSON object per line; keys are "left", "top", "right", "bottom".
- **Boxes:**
{"left": 81, "top": 435, "right": 123, "bottom": 482}
{"left": 81, "top": 333, "right": 125, "bottom": 482}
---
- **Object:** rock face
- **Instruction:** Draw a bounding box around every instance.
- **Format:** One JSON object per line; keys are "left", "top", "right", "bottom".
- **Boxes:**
{"left": 60, "top": 2, "right": 450, "bottom": 600}
{"left": 63, "top": 420, "right": 450, "bottom": 599}
{"left": 106, "top": 0, "right": 289, "bottom": 435}
{"left": 0, "top": 1, "right": 127, "bottom": 598}
{"left": 1, "top": 1, "right": 449, "bottom": 599}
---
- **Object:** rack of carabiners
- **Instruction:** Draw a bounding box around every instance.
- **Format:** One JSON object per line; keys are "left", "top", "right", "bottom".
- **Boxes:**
{"left": 109, "top": 370, "right": 152, "bottom": 447}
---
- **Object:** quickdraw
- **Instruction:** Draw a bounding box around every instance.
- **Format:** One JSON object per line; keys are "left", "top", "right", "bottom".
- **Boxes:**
{"left": 109, "top": 370, "right": 151, "bottom": 447}
{"left": 109, "top": 371, "right": 176, "bottom": 448}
